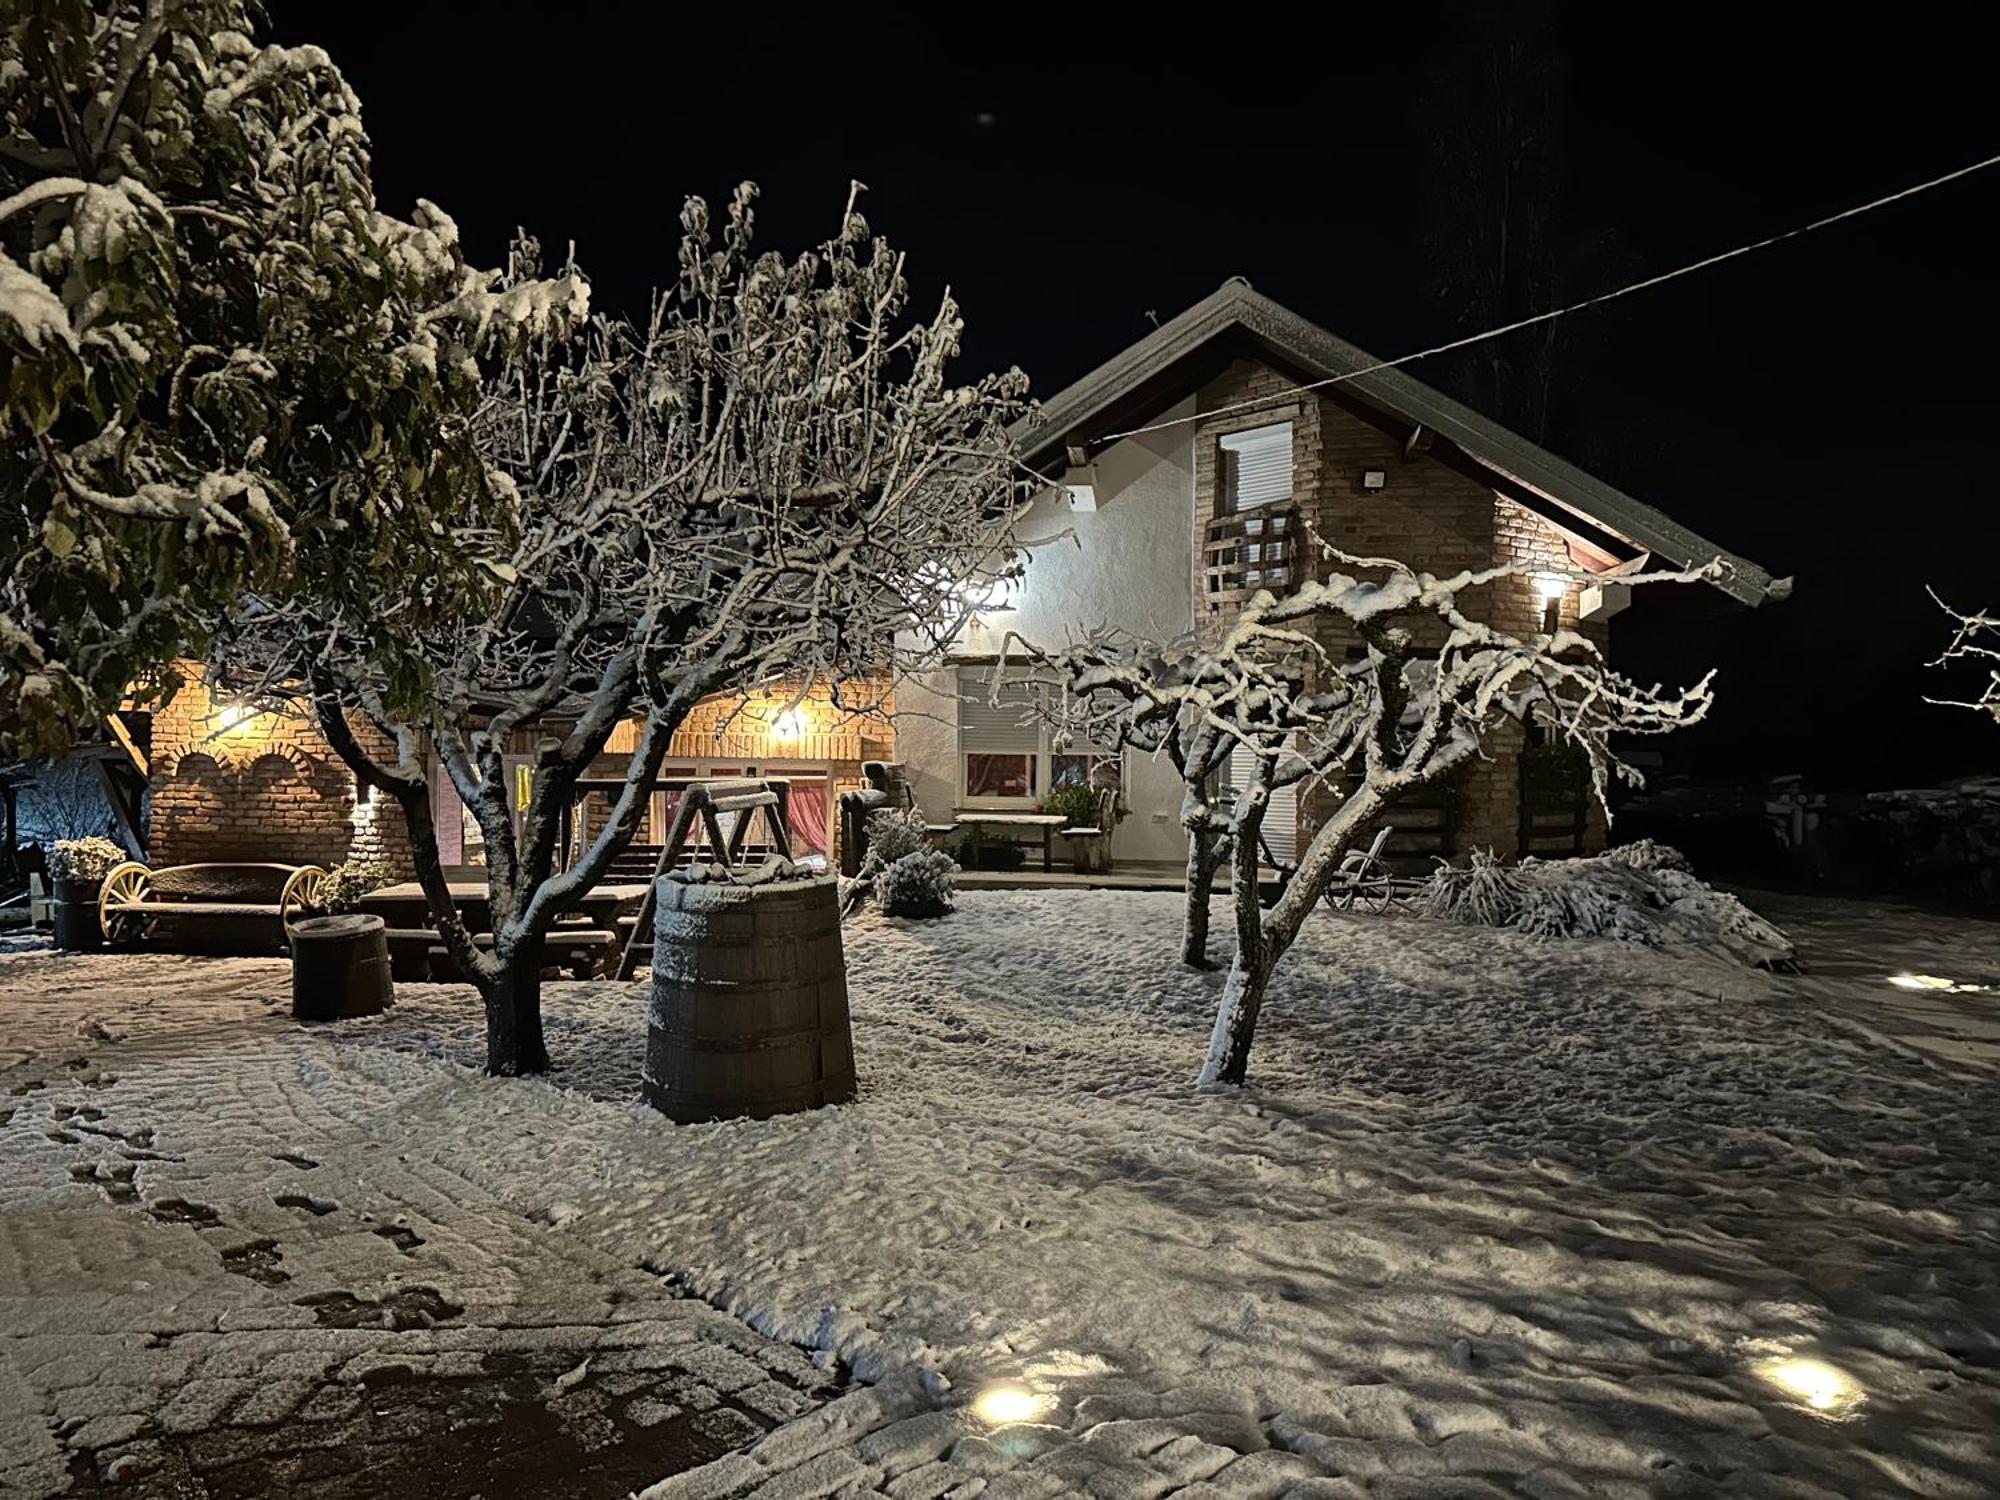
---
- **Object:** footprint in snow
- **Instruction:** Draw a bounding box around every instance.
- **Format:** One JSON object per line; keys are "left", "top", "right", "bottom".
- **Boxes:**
{"left": 275, "top": 1192, "right": 338, "bottom": 1217}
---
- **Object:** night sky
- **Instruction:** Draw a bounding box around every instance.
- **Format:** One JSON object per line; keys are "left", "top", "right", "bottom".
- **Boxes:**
{"left": 276, "top": 2, "right": 2000, "bottom": 793}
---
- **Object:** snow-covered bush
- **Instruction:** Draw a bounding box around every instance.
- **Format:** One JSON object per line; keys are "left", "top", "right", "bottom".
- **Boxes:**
{"left": 47, "top": 836, "right": 126, "bottom": 887}
{"left": 1414, "top": 849, "right": 1527, "bottom": 927}
{"left": 1417, "top": 849, "right": 1794, "bottom": 969}
{"left": 1603, "top": 838, "right": 1692, "bottom": 872}
{"left": 863, "top": 808, "right": 929, "bottom": 869}
{"left": 874, "top": 850, "right": 959, "bottom": 918}
{"left": 314, "top": 859, "right": 392, "bottom": 915}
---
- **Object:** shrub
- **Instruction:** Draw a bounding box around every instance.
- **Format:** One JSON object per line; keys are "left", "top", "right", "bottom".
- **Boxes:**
{"left": 876, "top": 849, "right": 959, "bottom": 918}
{"left": 316, "top": 859, "right": 393, "bottom": 915}
{"left": 1044, "top": 783, "right": 1099, "bottom": 829}
{"left": 1416, "top": 846, "right": 1794, "bottom": 969}
{"left": 1604, "top": 838, "right": 1692, "bottom": 873}
{"left": 1414, "top": 849, "right": 1526, "bottom": 927}
{"left": 863, "top": 807, "right": 929, "bottom": 870}
{"left": 47, "top": 837, "right": 127, "bottom": 886}
{"left": 947, "top": 826, "right": 1026, "bottom": 871}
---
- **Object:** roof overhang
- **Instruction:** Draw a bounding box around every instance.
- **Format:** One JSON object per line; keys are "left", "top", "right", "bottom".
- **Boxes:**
{"left": 1011, "top": 281, "right": 1787, "bottom": 607}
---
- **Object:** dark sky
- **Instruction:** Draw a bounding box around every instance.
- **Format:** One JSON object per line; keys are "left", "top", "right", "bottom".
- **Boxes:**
{"left": 275, "top": 2, "right": 2000, "bottom": 792}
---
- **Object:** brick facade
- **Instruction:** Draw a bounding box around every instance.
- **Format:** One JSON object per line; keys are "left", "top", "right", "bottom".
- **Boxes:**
{"left": 150, "top": 669, "right": 892, "bottom": 878}
{"left": 1191, "top": 360, "right": 1614, "bottom": 862}
{"left": 148, "top": 666, "right": 416, "bottom": 876}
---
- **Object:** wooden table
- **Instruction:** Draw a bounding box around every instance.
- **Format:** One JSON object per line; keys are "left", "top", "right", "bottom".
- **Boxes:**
{"left": 953, "top": 812, "right": 1068, "bottom": 873}
{"left": 359, "top": 881, "right": 648, "bottom": 935}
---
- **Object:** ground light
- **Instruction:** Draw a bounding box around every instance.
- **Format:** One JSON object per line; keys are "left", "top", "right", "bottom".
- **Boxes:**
{"left": 969, "top": 1380, "right": 1055, "bottom": 1427}
{"left": 1754, "top": 1356, "right": 1866, "bottom": 1420}
{"left": 1887, "top": 972, "right": 1993, "bottom": 994}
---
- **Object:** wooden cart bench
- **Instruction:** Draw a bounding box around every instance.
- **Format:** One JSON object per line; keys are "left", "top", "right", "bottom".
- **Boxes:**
{"left": 98, "top": 861, "right": 327, "bottom": 955}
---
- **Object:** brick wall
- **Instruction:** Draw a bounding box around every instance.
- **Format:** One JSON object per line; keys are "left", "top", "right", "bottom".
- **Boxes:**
{"left": 148, "top": 666, "right": 416, "bottom": 876}
{"left": 1190, "top": 360, "right": 1617, "bottom": 862}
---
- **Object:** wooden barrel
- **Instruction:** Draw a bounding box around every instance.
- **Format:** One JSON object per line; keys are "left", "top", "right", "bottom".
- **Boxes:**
{"left": 52, "top": 878, "right": 103, "bottom": 952}
{"left": 643, "top": 876, "right": 857, "bottom": 1123}
{"left": 291, "top": 914, "right": 393, "bottom": 1021}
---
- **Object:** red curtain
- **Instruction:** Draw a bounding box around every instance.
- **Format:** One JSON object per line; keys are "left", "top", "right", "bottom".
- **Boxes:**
{"left": 786, "top": 779, "right": 830, "bottom": 860}
{"left": 433, "top": 773, "right": 463, "bottom": 866}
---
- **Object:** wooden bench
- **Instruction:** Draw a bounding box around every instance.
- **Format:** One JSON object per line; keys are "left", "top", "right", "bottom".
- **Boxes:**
{"left": 98, "top": 861, "right": 327, "bottom": 955}
{"left": 384, "top": 926, "right": 619, "bottom": 983}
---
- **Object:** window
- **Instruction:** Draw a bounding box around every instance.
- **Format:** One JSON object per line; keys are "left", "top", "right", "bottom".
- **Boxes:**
{"left": 1051, "top": 752, "right": 1121, "bottom": 796}
{"left": 1220, "top": 422, "right": 1293, "bottom": 512}
{"left": 957, "top": 669, "right": 1122, "bottom": 805}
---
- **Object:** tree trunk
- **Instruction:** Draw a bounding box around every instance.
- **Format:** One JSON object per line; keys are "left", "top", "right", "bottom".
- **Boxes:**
{"left": 1181, "top": 824, "right": 1226, "bottom": 969}
{"left": 1198, "top": 803, "right": 1271, "bottom": 1084}
{"left": 1200, "top": 948, "right": 1273, "bottom": 1086}
{"left": 481, "top": 940, "right": 549, "bottom": 1076}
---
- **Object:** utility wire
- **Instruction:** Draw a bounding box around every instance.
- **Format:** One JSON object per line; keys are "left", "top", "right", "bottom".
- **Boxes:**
{"left": 1092, "top": 149, "right": 2000, "bottom": 447}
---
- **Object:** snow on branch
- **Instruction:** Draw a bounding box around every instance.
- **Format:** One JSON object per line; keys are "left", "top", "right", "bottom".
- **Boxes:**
{"left": 1927, "top": 587, "right": 2000, "bottom": 727}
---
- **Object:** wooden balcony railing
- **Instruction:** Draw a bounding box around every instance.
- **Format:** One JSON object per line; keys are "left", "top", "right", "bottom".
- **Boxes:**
{"left": 1202, "top": 502, "right": 1302, "bottom": 614}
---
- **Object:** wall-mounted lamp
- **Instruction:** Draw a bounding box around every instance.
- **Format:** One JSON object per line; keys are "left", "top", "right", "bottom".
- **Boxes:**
{"left": 769, "top": 707, "right": 808, "bottom": 740}
{"left": 1361, "top": 469, "right": 1386, "bottom": 490}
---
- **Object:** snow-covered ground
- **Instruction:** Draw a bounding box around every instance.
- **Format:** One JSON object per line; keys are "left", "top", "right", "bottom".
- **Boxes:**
{"left": 3, "top": 890, "right": 1998, "bottom": 1498}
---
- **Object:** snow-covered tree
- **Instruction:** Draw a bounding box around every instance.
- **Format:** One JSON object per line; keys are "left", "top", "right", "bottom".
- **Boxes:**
{"left": 1, "top": 1, "right": 575, "bottom": 758}
{"left": 1038, "top": 545, "right": 1719, "bottom": 1085}
{"left": 221, "top": 189, "right": 1029, "bottom": 1075}
{"left": 1928, "top": 589, "right": 2000, "bottom": 728}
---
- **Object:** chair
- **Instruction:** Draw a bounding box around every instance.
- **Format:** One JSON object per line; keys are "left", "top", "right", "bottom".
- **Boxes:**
{"left": 1324, "top": 826, "right": 1396, "bottom": 913}
{"left": 1062, "top": 786, "right": 1118, "bottom": 875}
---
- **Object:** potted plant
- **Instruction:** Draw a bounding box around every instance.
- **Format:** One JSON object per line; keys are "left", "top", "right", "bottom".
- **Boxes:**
{"left": 47, "top": 836, "right": 127, "bottom": 951}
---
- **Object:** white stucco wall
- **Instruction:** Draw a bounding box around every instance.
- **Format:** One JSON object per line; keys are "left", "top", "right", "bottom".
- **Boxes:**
{"left": 897, "top": 402, "right": 1197, "bottom": 865}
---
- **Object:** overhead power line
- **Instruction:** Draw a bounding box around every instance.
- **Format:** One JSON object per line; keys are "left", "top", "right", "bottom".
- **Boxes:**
{"left": 1093, "top": 149, "right": 2000, "bottom": 446}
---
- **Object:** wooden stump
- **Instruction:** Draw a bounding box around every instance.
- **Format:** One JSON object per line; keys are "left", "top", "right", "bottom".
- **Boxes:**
{"left": 643, "top": 876, "right": 857, "bottom": 1123}
{"left": 52, "top": 877, "right": 102, "bottom": 951}
{"left": 291, "top": 914, "right": 393, "bottom": 1021}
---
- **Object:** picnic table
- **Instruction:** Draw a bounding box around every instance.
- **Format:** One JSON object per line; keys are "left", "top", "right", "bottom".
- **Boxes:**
{"left": 358, "top": 881, "right": 648, "bottom": 935}
{"left": 953, "top": 812, "right": 1068, "bottom": 873}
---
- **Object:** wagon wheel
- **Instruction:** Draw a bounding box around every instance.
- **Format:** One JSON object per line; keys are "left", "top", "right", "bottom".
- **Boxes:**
{"left": 98, "top": 862, "right": 154, "bottom": 946}
{"left": 1325, "top": 854, "right": 1397, "bottom": 916}
{"left": 279, "top": 866, "right": 331, "bottom": 945}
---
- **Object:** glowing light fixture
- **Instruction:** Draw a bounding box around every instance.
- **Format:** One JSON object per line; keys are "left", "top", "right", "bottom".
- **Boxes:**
{"left": 212, "top": 701, "right": 254, "bottom": 733}
{"left": 769, "top": 707, "right": 808, "bottom": 740}
{"left": 1888, "top": 972, "right": 1992, "bottom": 994}
{"left": 969, "top": 1380, "right": 1053, "bottom": 1427}
{"left": 1533, "top": 572, "right": 1570, "bottom": 606}
{"left": 1755, "top": 1356, "right": 1864, "bottom": 1419}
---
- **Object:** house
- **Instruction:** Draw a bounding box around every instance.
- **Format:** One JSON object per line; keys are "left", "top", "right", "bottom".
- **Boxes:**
{"left": 894, "top": 281, "right": 1782, "bottom": 869}
{"left": 136, "top": 281, "right": 1776, "bottom": 883}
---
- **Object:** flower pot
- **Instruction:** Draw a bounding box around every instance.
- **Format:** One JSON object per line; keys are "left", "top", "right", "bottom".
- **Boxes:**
{"left": 51, "top": 877, "right": 103, "bottom": 952}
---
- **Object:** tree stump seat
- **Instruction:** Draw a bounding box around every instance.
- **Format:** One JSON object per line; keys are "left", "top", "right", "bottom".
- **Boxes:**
{"left": 291, "top": 913, "right": 392, "bottom": 1021}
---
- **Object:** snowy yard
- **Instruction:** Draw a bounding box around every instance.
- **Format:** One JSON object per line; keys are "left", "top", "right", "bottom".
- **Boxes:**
{"left": 3, "top": 890, "right": 1998, "bottom": 1498}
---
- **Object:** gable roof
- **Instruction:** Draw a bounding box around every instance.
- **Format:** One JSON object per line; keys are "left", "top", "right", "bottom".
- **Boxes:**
{"left": 1015, "top": 281, "right": 1785, "bottom": 607}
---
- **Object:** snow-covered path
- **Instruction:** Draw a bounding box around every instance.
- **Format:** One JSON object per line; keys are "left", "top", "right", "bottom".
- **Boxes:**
{"left": 3, "top": 890, "right": 1998, "bottom": 1497}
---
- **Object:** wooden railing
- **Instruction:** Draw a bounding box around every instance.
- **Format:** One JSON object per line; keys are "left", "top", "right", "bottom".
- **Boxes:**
{"left": 1201, "top": 502, "right": 1302, "bottom": 615}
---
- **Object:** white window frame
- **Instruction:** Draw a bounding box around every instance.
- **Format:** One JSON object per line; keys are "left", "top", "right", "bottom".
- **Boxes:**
{"left": 1219, "top": 421, "right": 1294, "bottom": 514}
{"left": 956, "top": 668, "right": 1124, "bottom": 808}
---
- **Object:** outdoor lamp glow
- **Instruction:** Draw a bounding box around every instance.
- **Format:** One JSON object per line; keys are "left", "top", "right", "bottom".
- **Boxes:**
{"left": 1533, "top": 572, "right": 1569, "bottom": 606}
{"left": 969, "top": 1380, "right": 1052, "bottom": 1426}
{"left": 1755, "top": 1356, "right": 1865, "bottom": 1419}
{"left": 769, "top": 708, "right": 808, "bottom": 740}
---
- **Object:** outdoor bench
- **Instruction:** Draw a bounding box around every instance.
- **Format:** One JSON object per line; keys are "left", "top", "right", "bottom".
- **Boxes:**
{"left": 98, "top": 861, "right": 327, "bottom": 955}
{"left": 384, "top": 925, "right": 620, "bottom": 983}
